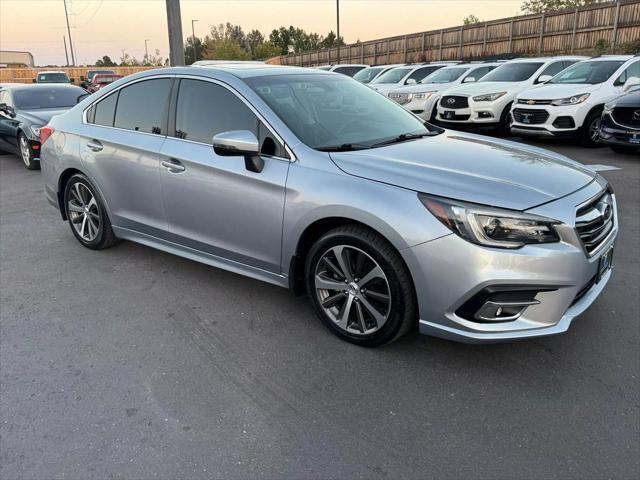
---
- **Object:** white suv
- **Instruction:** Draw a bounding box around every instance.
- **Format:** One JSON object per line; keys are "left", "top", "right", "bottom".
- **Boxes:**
{"left": 436, "top": 56, "right": 586, "bottom": 133}
{"left": 511, "top": 55, "right": 640, "bottom": 146}
{"left": 369, "top": 63, "right": 458, "bottom": 96}
{"left": 315, "top": 64, "right": 369, "bottom": 77}
{"left": 387, "top": 62, "right": 502, "bottom": 121}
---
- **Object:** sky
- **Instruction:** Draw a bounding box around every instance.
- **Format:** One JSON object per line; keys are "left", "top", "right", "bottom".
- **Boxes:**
{"left": 0, "top": 0, "right": 525, "bottom": 66}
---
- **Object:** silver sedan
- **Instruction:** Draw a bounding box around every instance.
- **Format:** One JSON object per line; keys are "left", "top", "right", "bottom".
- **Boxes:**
{"left": 39, "top": 64, "right": 617, "bottom": 346}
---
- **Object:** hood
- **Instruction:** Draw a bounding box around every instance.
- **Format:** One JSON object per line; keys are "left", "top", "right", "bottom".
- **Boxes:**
{"left": 615, "top": 90, "right": 640, "bottom": 107}
{"left": 20, "top": 107, "right": 71, "bottom": 125}
{"left": 444, "top": 81, "right": 527, "bottom": 97}
{"left": 391, "top": 82, "right": 454, "bottom": 94}
{"left": 369, "top": 84, "right": 401, "bottom": 95}
{"left": 329, "top": 131, "right": 596, "bottom": 211}
{"left": 518, "top": 83, "right": 603, "bottom": 100}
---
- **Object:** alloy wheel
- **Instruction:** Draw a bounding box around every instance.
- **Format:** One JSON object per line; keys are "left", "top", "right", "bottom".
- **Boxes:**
{"left": 67, "top": 182, "right": 100, "bottom": 242}
{"left": 19, "top": 136, "right": 31, "bottom": 167}
{"left": 589, "top": 117, "right": 601, "bottom": 143}
{"left": 314, "top": 245, "right": 391, "bottom": 335}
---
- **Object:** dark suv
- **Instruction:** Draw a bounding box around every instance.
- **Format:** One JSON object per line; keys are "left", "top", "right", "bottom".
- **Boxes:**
{"left": 600, "top": 88, "right": 640, "bottom": 154}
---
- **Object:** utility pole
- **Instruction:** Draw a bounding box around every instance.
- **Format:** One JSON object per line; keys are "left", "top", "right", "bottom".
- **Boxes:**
{"left": 145, "top": 39, "right": 150, "bottom": 61}
{"left": 336, "top": 0, "right": 340, "bottom": 64}
{"left": 191, "top": 19, "right": 199, "bottom": 62}
{"left": 63, "top": 36, "right": 69, "bottom": 66}
{"left": 63, "top": 0, "right": 76, "bottom": 66}
{"left": 165, "top": 0, "right": 185, "bottom": 66}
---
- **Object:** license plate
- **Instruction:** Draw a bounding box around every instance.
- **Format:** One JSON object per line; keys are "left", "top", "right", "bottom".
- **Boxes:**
{"left": 521, "top": 115, "right": 531, "bottom": 124}
{"left": 596, "top": 246, "right": 614, "bottom": 283}
{"left": 443, "top": 110, "right": 455, "bottom": 120}
{"left": 629, "top": 136, "right": 639, "bottom": 144}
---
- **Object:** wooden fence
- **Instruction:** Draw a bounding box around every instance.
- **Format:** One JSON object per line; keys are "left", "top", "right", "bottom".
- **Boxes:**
{"left": 0, "top": 66, "right": 157, "bottom": 85}
{"left": 268, "top": 0, "right": 640, "bottom": 66}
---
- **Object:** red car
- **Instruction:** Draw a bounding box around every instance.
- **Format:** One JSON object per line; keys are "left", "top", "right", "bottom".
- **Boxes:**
{"left": 86, "top": 74, "right": 123, "bottom": 93}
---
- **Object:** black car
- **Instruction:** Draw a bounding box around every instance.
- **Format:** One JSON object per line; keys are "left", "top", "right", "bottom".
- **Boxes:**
{"left": 0, "top": 84, "right": 88, "bottom": 170}
{"left": 600, "top": 89, "right": 640, "bottom": 154}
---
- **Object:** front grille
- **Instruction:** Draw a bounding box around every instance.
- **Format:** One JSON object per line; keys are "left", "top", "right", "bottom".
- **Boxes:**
{"left": 612, "top": 107, "right": 640, "bottom": 129}
{"left": 388, "top": 92, "right": 410, "bottom": 105}
{"left": 512, "top": 108, "right": 550, "bottom": 125}
{"left": 440, "top": 95, "right": 469, "bottom": 109}
{"left": 575, "top": 191, "right": 615, "bottom": 255}
{"left": 553, "top": 116, "right": 576, "bottom": 129}
{"left": 440, "top": 113, "right": 471, "bottom": 121}
{"left": 517, "top": 98, "right": 552, "bottom": 105}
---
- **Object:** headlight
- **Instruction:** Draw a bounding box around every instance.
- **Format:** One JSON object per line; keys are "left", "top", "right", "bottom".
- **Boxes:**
{"left": 472, "top": 92, "right": 507, "bottom": 102}
{"left": 419, "top": 194, "right": 560, "bottom": 248}
{"left": 551, "top": 93, "right": 590, "bottom": 106}
{"left": 411, "top": 91, "right": 436, "bottom": 100}
{"left": 30, "top": 125, "right": 43, "bottom": 137}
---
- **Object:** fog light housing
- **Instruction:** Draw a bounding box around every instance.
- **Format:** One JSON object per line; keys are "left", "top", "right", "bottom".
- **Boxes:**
{"left": 478, "top": 111, "right": 494, "bottom": 119}
{"left": 456, "top": 288, "right": 554, "bottom": 323}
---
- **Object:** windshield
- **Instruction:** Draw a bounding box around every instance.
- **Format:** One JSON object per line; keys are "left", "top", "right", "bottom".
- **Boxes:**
{"left": 480, "top": 62, "right": 544, "bottom": 82}
{"left": 549, "top": 60, "right": 625, "bottom": 85}
{"left": 371, "top": 67, "right": 411, "bottom": 84}
{"left": 421, "top": 67, "right": 469, "bottom": 84}
{"left": 353, "top": 66, "right": 385, "bottom": 83}
{"left": 14, "top": 87, "right": 86, "bottom": 109}
{"left": 37, "top": 73, "right": 69, "bottom": 83}
{"left": 247, "top": 74, "right": 433, "bottom": 150}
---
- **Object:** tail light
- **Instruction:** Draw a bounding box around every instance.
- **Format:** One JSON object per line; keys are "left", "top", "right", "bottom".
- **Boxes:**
{"left": 39, "top": 126, "right": 55, "bottom": 145}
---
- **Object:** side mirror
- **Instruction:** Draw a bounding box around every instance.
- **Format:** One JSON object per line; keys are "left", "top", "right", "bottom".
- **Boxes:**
{"left": 536, "top": 74, "right": 553, "bottom": 84}
{"left": 405, "top": 78, "right": 417, "bottom": 85}
{"left": 0, "top": 103, "right": 15, "bottom": 117}
{"left": 463, "top": 76, "right": 476, "bottom": 83}
{"left": 212, "top": 130, "right": 264, "bottom": 173}
{"left": 623, "top": 76, "right": 640, "bottom": 93}
{"left": 32, "top": 78, "right": 37, "bottom": 83}
{"left": 70, "top": 78, "right": 75, "bottom": 83}
{"left": 80, "top": 76, "right": 85, "bottom": 81}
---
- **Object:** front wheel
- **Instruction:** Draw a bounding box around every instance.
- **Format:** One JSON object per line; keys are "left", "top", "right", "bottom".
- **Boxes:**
{"left": 305, "top": 225, "right": 417, "bottom": 347}
{"left": 63, "top": 174, "right": 119, "bottom": 250}
{"left": 19, "top": 133, "right": 40, "bottom": 170}
{"left": 580, "top": 111, "right": 603, "bottom": 147}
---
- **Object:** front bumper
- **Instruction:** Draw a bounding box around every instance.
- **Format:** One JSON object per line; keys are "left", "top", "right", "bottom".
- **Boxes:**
{"left": 403, "top": 181, "right": 617, "bottom": 343}
{"left": 510, "top": 102, "right": 588, "bottom": 137}
{"left": 436, "top": 96, "right": 510, "bottom": 127}
{"left": 599, "top": 113, "right": 640, "bottom": 148}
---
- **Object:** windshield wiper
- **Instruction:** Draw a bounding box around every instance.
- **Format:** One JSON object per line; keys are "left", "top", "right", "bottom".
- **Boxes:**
{"left": 370, "top": 132, "right": 438, "bottom": 148}
{"left": 316, "top": 143, "right": 371, "bottom": 152}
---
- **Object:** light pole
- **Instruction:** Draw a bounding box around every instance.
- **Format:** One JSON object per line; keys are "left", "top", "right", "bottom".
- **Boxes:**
{"left": 63, "top": 0, "right": 76, "bottom": 66}
{"left": 144, "top": 39, "right": 150, "bottom": 61}
{"left": 165, "top": 0, "right": 185, "bottom": 66}
{"left": 191, "top": 19, "right": 199, "bottom": 62}
{"left": 336, "top": 0, "right": 340, "bottom": 64}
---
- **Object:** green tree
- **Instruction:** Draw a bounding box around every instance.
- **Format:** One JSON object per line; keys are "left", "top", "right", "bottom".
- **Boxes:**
{"left": 252, "top": 42, "right": 281, "bottom": 60}
{"left": 184, "top": 36, "right": 204, "bottom": 64}
{"left": 463, "top": 14, "right": 481, "bottom": 25}
{"left": 520, "top": 0, "right": 604, "bottom": 14}
{"left": 246, "top": 29, "right": 265, "bottom": 56}
{"left": 95, "top": 55, "right": 116, "bottom": 66}
{"left": 202, "top": 38, "right": 252, "bottom": 61}
{"left": 320, "top": 31, "right": 345, "bottom": 49}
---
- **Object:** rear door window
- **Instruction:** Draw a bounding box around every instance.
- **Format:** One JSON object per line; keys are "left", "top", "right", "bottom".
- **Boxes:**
{"left": 91, "top": 93, "right": 118, "bottom": 127}
{"left": 113, "top": 78, "right": 171, "bottom": 134}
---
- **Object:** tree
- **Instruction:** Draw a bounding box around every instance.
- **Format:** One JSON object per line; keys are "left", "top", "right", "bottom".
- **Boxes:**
{"left": 95, "top": 55, "right": 116, "bottom": 66}
{"left": 246, "top": 29, "right": 265, "bottom": 56}
{"left": 202, "top": 38, "right": 251, "bottom": 61}
{"left": 119, "top": 51, "right": 141, "bottom": 66}
{"left": 520, "top": 0, "right": 604, "bottom": 14}
{"left": 320, "top": 31, "right": 345, "bottom": 49}
{"left": 463, "top": 15, "right": 481, "bottom": 25}
{"left": 252, "top": 42, "right": 281, "bottom": 60}
{"left": 184, "top": 36, "right": 204, "bottom": 64}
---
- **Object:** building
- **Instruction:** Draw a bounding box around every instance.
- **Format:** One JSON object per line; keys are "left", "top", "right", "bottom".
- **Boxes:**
{"left": 0, "top": 51, "right": 35, "bottom": 68}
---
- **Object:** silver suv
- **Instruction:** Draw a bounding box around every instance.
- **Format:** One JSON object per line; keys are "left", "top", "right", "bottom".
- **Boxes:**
{"left": 40, "top": 64, "right": 617, "bottom": 346}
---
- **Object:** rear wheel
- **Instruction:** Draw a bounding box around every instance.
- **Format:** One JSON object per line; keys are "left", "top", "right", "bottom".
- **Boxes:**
{"left": 63, "top": 174, "right": 119, "bottom": 250}
{"left": 19, "top": 133, "right": 39, "bottom": 170}
{"left": 580, "top": 111, "right": 603, "bottom": 147}
{"left": 305, "top": 225, "right": 417, "bottom": 347}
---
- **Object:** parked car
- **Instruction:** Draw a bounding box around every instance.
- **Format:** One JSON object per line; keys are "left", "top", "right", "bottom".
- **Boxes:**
{"left": 353, "top": 64, "right": 405, "bottom": 84}
{"left": 40, "top": 65, "right": 616, "bottom": 346}
{"left": 80, "top": 70, "right": 116, "bottom": 89}
{"left": 436, "top": 56, "right": 585, "bottom": 133}
{"left": 388, "top": 62, "right": 503, "bottom": 121}
{"left": 33, "top": 71, "right": 73, "bottom": 84}
{"left": 369, "top": 63, "right": 457, "bottom": 96}
{"left": 314, "top": 64, "right": 369, "bottom": 77}
{"left": 511, "top": 55, "right": 640, "bottom": 146}
{"left": 86, "top": 74, "right": 123, "bottom": 93}
{"left": 599, "top": 86, "right": 640, "bottom": 154}
{"left": 0, "top": 84, "right": 88, "bottom": 169}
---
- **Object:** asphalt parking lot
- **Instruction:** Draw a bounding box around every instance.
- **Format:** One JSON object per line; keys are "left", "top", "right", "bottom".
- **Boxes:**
{"left": 1, "top": 138, "right": 638, "bottom": 479}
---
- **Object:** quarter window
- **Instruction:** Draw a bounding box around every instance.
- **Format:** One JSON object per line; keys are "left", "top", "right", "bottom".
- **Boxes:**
{"left": 91, "top": 93, "right": 118, "bottom": 127}
{"left": 113, "top": 78, "right": 171, "bottom": 134}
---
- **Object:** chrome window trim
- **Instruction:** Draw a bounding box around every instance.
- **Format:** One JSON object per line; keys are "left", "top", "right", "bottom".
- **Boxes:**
{"left": 82, "top": 73, "right": 296, "bottom": 162}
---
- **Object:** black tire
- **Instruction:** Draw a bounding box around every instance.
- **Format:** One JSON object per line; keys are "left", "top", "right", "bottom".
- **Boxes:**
{"left": 610, "top": 145, "right": 639, "bottom": 155}
{"left": 498, "top": 102, "right": 514, "bottom": 136}
{"left": 304, "top": 225, "right": 417, "bottom": 347}
{"left": 580, "top": 111, "right": 603, "bottom": 147}
{"left": 18, "top": 132, "right": 40, "bottom": 170}
{"left": 63, "top": 174, "right": 119, "bottom": 250}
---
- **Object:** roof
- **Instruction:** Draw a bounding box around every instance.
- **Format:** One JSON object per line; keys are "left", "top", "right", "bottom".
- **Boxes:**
{"left": 509, "top": 56, "right": 588, "bottom": 62}
{"left": 587, "top": 55, "right": 635, "bottom": 61}
{"left": 192, "top": 60, "right": 265, "bottom": 67}
{"left": 37, "top": 71, "right": 67, "bottom": 75}
{"left": 0, "top": 83, "right": 84, "bottom": 92}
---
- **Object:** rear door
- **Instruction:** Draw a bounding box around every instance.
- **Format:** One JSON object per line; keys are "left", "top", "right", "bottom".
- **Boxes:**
{"left": 159, "top": 78, "right": 290, "bottom": 273}
{"left": 0, "top": 90, "right": 20, "bottom": 152}
{"left": 81, "top": 77, "right": 172, "bottom": 235}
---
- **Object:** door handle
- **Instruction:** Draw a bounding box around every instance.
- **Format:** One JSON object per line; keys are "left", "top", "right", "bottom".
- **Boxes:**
{"left": 161, "top": 159, "right": 186, "bottom": 173}
{"left": 87, "top": 139, "right": 103, "bottom": 152}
